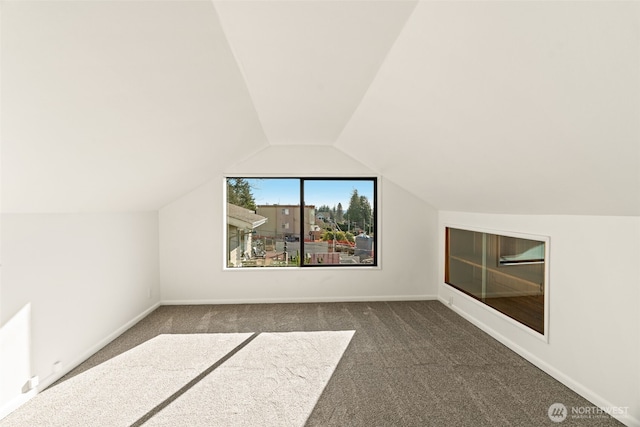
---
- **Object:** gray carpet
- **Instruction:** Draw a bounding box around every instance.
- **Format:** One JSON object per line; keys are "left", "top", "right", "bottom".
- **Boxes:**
{"left": 0, "top": 301, "right": 623, "bottom": 426}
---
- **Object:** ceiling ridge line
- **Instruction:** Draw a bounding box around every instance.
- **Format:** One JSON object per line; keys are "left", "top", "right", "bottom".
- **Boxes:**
{"left": 210, "top": 0, "right": 273, "bottom": 147}
{"left": 332, "top": 0, "right": 420, "bottom": 150}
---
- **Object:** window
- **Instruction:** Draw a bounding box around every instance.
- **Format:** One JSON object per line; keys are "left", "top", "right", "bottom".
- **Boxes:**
{"left": 445, "top": 227, "right": 548, "bottom": 336}
{"left": 226, "top": 177, "right": 377, "bottom": 268}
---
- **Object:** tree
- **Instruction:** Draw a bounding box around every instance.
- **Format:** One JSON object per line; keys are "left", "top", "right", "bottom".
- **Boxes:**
{"left": 227, "top": 178, "right": 256, "bottom": 210}
{"left": 336, "top": 203, "right": 344, "bottom": 222}
{"left": 346, "top": 189, "right": 362, "bottom": 230}
{"left": 346, "top": 189, "right": 372, "bottom": 232}
{"left": 359, "top": 195, "right": 373, "bottom": 233}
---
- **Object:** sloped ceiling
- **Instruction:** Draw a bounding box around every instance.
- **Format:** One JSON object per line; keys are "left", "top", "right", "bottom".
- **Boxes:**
{"left": 214, "top": 0, "right": 417, "bottom": 145}
{"left": 335, "top": 1, "right": 640, "bottom": 215}
{"left": 1, "top": 0, "right": 638, "bottom": 215}
{"left": 1, "top": 0, "right": 268, "bottom": 212}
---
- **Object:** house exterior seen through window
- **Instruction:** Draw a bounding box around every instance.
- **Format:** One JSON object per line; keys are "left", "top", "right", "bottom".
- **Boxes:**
{"left": 226, "top": 177, "right": 377, "bottom": 268}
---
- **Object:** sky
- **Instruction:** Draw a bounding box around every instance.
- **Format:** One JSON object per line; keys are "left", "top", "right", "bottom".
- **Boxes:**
{"left": 245, "top": 178, "right": 374, "bottom": 210}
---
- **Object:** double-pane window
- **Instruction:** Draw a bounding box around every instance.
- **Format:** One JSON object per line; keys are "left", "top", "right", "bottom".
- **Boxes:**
{"left": 226, "top": 177, "right": 377, "bottom": 268}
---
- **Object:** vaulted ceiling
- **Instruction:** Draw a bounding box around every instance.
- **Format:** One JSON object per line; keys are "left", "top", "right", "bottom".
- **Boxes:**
{"left": 2, "top": 0, "right": 638, "bottom": 215}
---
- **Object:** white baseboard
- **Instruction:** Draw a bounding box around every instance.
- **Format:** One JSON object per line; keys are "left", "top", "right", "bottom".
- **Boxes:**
{"left": 36, "top": 302, "right": 161, "bottom": 392}
{"left": 0, "top": 389, "right": 37, "bottom": 420}
{"left": 438, "top": 296, "right": 640, "bottom": 427}
{"left": 1, "top": 302, "right": 161, "bottom": 421}
{"left": 160, "top": 295, "right": 438, "bottom": 305}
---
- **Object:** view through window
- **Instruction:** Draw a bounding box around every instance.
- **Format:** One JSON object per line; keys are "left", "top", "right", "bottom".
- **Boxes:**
{"left": 226, "top": 178, "right": 377, "bottom": 268}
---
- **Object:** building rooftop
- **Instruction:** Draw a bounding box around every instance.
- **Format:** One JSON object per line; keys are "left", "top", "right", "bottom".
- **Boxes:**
{"left": 227, "top": 203, "right": 268, "bottom": 229}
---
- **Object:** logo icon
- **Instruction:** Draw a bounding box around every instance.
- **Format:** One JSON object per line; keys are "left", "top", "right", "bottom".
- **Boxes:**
{"left": 548, "top": 403, "right": 568, "bottom": 423}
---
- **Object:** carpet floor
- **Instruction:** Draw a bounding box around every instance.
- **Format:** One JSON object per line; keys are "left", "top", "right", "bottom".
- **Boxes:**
{"left": 0, "top": 301, "right": 623, "bottom": 426}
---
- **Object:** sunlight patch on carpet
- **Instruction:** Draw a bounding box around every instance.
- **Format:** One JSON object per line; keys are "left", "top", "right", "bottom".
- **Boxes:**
{"left": 144, "top": 331, "right": 355, "bottom": 427}
{"left": 0, "top": 333, "right": 253, "bottom": 427}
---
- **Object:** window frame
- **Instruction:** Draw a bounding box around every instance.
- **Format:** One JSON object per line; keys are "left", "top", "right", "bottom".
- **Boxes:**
{"left": 224, "top": 176, "right": 379, "bottom": 269}
{"left": 443, "top": 224, "right": 550, "bottom": 341}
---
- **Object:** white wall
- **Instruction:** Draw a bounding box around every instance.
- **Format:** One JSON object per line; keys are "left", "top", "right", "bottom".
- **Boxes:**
{"left": 438, "top": 211, "right": 640, "bottom": 426}
{"left": 159, "top": 146, "right": 438, "bottom": 303}
{"left": 0, "top": 212, "right": 160, "bottom": 416}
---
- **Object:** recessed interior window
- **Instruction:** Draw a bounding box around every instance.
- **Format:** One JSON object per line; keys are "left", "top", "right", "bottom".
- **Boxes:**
{"left": 445, "top": 227, "right": 547, "bottom": 335}
{"left": 226, "top": 177, "right": 377, "bottom": 268}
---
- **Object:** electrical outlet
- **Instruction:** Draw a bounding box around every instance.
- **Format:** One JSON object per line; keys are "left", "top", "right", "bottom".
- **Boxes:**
{"left": 22, "top": 376, "right": 39, "bottom": 393}
{"left": 148, "top": 287, "right": 152, "bottom": 299}
{"left": 28, "top": 376, "right": 39, "bottom": 389}
{"left": 448, "top": 296, "right": 453, "bottom": 306}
